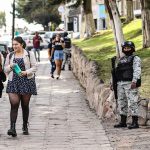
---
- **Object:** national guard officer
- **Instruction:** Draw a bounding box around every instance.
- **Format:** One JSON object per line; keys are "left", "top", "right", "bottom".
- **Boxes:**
{"left": 61, "top": 32, "right": 72, "bottom": 71}
{"left": 113, "top": 41, "right": 141, "bottom": 129}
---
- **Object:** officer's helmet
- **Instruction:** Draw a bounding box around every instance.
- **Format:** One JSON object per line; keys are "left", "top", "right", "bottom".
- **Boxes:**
{"left": 121, "top": 41, "right": 135, "bottom": 52}
{"left": 64, "top": 32, "right": 68, "bottom": 37}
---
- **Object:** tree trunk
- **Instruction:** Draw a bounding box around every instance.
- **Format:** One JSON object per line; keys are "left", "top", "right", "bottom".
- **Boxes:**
{"left": 126, "top": 0, "right": 134, "bottom": 22}
{"left": 121, "top": 0, "right": 125, "bottom": 16}
{"left": 82, "top": 0, "right": 96, "bottom": 38}
{"left": 140, "top": 0, "right": 150, "bottom": 48}
{"left": 105, "top": 0, "right": 124, "bottom": 57}
{"left": 80, "top": 6, "right": 86, "bottom": 38}
{"left": 85, "top": 12, "right": 96, "bottom": 38}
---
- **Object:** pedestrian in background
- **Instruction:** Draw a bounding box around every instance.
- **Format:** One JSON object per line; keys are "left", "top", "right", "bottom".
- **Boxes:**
{"left": 50, "top": 33, "right": 64, "bottom": 79}
{"left": 33, "top": 31, "right": 43, "bottom": 62}
{"left": 4, "top": 36, "right": 37, "bottom": 137}
{"left": 0, "top": 53, "right": 6, "bottom": 98}
{"left": 48, "top": 35, "right": 56, "bottom": 78}
{"left": 113, "top": 41, "right": 141, "bottom": 129}
{"left": 0, "top": 53, "right": 3, "bottom": 95}
{"left": 61, "top": 32, "right": 72, "bottom": 71}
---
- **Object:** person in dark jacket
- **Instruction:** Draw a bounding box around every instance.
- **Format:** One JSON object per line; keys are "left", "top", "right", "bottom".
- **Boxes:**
{"left": 48, "top": 35, "right": 56, "bottom": 78}
{"left": 0, "top": 53, "right": 6, "bottom": 97}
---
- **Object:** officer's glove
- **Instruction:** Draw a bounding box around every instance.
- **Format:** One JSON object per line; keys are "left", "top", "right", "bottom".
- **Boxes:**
{"left": 131, "top": 82, "right": 136, "bottom": 89}
{"left": 110, "top": 83, "right": 113, "bottom": 91}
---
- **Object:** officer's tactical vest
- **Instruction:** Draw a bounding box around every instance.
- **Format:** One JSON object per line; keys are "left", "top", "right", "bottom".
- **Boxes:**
{"left": 64, "top": 37, "right": 71, "bottom": 48}
{"left": 115, "top": 55, "right": 135, "bottom": 81}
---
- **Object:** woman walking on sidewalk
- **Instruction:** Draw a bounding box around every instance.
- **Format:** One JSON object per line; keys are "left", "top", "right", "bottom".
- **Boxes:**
{"left": 4, "top": 36, "right": 37, "bottom": 137}
{"left": 50, "top": 33, "right": 64, "bottom": 79}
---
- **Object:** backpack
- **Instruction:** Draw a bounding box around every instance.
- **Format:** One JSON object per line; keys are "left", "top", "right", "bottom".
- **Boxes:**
{"left": 64, "top": 37, "right": 71, "bottom": 48}
{"left": 9, "top": 50, "right": 31, "bottom": 67}
{"left": 9, "top": 50, "right": 30, "bottom": 61}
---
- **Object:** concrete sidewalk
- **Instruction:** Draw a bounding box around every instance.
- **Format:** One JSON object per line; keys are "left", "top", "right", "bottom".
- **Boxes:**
{"left": 0, "top": 50, "right": 113, "bottom": 150}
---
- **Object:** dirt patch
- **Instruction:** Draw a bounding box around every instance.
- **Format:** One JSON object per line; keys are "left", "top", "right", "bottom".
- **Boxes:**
{"left": 102, "top": 120, "right": 150, "bottom": 150}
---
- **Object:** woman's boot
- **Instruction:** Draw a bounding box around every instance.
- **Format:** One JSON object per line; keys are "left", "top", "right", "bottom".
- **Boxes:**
{"left": 128, "top": 116, "right": 139, "bottom": 129}
{"left": 22, "top": 122, "right": 29, "bottom": 135}
{"left": 114, "top": 115, "right": 127, "bottom": 128}
{"left": 7, "top": 122, "right": 17, "bottom": 137}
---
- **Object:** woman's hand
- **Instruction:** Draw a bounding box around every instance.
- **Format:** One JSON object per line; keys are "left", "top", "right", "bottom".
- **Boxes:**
{"left": 49, "top": 56, "right": 52, "bottom": 60}
{"left": 10, "top": 63, "right": 16, "bottom": 70}
{"left": 20, "top": 71, "right": 27, "bottom": 77}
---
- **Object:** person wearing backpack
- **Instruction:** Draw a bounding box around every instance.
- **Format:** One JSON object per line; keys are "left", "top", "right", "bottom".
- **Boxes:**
{"left": 0, "top": 53, "right": 6, "bottom": 98}
{"left": 4, "top": 36, "right": 37, "bottom": 137}
{"left": 112, "top": 41, "right": 141, "bottom": 129}
{"left": 61, "top": 32, "right": 72, "bottom": 71}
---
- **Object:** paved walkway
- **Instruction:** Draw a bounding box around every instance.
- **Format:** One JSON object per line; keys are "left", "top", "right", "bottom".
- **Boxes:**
{"left": 0, "top": 50, "right": 113, "bottom": 150}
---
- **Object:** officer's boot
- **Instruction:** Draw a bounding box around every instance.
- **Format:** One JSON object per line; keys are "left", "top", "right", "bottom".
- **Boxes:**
{"left": 114, "top": 115, "right": 127, "bottom": 128}
{"left": 68, "top": 64, "right": 71, "bottom": 71}
{"left": 7, "top": 122, "right": 17, "bottom": 137}
{"left": 22, "top": 122, "right": 29, "bottom": 135}
{"left": 128, "top": 116, "right": 139, "bottom": 129}
{"left": 61, "top": 65, "right": 65, "bottom": 70}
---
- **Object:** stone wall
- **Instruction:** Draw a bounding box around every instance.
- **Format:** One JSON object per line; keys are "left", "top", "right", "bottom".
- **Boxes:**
{"left": 71, "top": 45, "right": 150, "bottom": 125}
{"left": 71, "top": 45, "right": 116, "bottom": 119}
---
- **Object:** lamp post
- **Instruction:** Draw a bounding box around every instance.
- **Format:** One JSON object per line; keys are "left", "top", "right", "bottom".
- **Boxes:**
{"left": 12, "top": 0, "right": 15, "bottom": 41}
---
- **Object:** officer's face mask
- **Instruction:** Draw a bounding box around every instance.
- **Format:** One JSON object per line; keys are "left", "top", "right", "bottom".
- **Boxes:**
{"left": 122, "top": 47, "right": 133, "bottom": 56}
{"left": 123, "top": 51, "right": 133, "bottom": 56}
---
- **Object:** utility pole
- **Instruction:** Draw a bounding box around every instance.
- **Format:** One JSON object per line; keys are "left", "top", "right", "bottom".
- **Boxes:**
{"left": 12, "top": 0, "right": 15, "bottom": 41}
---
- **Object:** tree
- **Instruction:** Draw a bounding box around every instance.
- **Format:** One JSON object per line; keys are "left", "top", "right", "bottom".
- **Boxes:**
{"left": 140, "top": 0, "right": 150, "bottom": 48}
{"left": 16, "top": 0, "right": 61, "bottom": 30}
{"left": 126, "top": 0, "right": 134, "bottom": 22}
{"left": 104, "top": 0, "right": 124, "bottom": 57}
{"left": 0, "top": 11, "right": 6, "bottom": 29}
{"left": 81, "top": 0, "right": 96, "bottom": 38}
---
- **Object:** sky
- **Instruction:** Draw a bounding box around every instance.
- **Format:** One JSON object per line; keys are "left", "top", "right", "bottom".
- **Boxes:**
{"left": 0, "top": 0, "right": 43, "bottom": 34}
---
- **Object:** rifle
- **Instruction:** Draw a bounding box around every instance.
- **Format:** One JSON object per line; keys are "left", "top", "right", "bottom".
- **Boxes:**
{"left": 111, "top": 56, "right": 118, "bottom": 100}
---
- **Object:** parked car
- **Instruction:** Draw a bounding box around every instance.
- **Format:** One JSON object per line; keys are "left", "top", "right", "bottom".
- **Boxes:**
{"left": 0, "top": 34, "right": 13, "bottom": 52}
{"left": 72, "top": 32, "right": 80, "bottom": 39}
{"left": 44, "top": 31, "right": 65, "bottom": 43}
{"left": 0, "top": 43, "right": 9, "bottom": 66}
{"left": 0, "top": 43, "right": 9, "bottom": 58}
{"left": 20, "top": 34, "right": 48, "bottom": 51}
{"left": 24, "top": 35, "right": 34, "bottom": 51}
{"left": 30, "top": 31, "right": 48, "bottom": 48}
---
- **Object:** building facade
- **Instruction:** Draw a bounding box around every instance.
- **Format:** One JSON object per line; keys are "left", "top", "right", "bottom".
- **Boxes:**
{"left": 63, "top": 0, "right": 107, "bottom": 32}
{"left": 62, "top": 0, "right": 141, "bottom": 32}
{"left": 95, "top": 0, "right": 107, "bottom": 30}
{"left": 117, "top": 0, "right": 141, "bottom": 17}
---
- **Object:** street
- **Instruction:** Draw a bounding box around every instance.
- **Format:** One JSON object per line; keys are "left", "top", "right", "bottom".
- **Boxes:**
{"left": 0, "top": 50, "right": 113, "bottom": 150}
